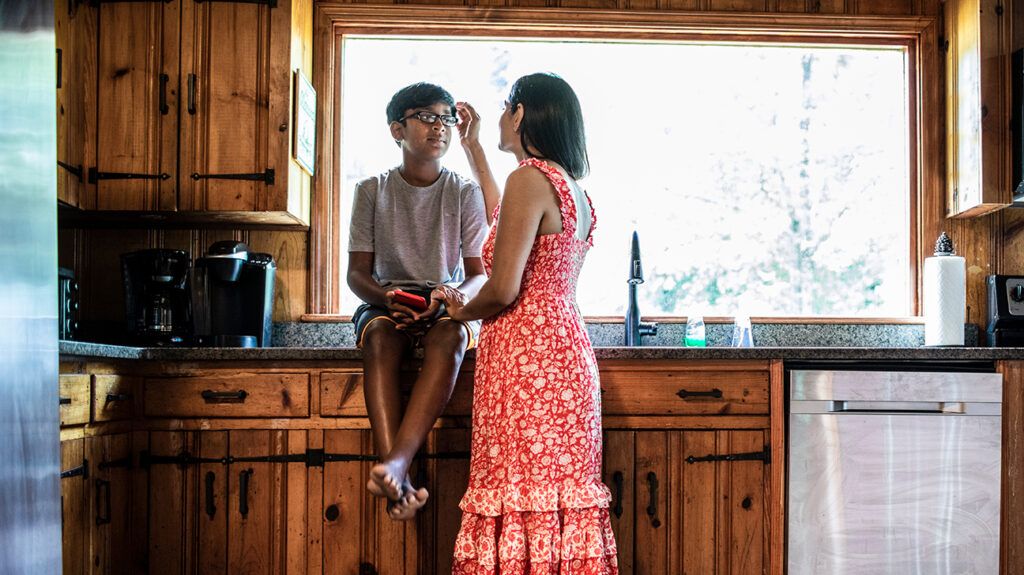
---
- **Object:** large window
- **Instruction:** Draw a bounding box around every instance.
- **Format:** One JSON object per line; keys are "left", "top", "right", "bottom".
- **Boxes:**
{"left": 338, "top": 35, "right": 911, "bottom": 318}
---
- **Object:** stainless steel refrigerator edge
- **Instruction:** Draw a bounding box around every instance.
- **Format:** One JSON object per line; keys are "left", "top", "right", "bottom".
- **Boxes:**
{"left": 788, "top": 369, "right": 1003, "bottom": 574}
{"left": 0, "top": 1, "right": 62, "bottom": 573}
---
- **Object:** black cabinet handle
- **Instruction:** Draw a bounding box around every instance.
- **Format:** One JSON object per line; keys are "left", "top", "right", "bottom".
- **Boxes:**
{"left": 645, "top": 471, "right": 660, "bottom": 528}
{"left": 205, "top": 471, "right": 217, "bottom": 519}
{"left": 56, "top": 48, "right": 62, "bottom": 88}
{"left": 201, "top": 390, "right": 248, "bottom": 402}
{"left": 159, "top": 73, "right": 169, "bottom": 115}
{"left": 59, "top": 396, "right": 72, "bottom": 405}
{"left": 187, "top": 73, "right": 196, "bottom": 115}
{"left": 105, "top": 393, "right": 132, "bottom": 404}
{"left": 611, "top": 471, "right": 624, "bottom": 519}
{"left": 94, "top": 478, "right": 111, "bottom": 525}
{"left": 676, "top": 388, "right": 723, "bottom": 399}
{"left": 239, "top": 469, "right": 253, "bottom": 518}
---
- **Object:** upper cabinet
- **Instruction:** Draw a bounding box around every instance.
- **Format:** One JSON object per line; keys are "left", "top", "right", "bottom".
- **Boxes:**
{"left": 55, "top": 0, "right": 92, "bottom": 208}
{"left": 60, "top": 0, "right": 312, "bottom": 226}
{"left": 945, "top": 0, "right": 1013, "bottom": 217}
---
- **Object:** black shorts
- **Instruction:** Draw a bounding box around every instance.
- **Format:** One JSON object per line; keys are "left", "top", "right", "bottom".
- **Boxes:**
{"left": 352, "top": 289, "right": 480, "bottom": 350}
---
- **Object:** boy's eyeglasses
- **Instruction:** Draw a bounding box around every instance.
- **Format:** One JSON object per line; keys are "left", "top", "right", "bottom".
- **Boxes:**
{"left": 399, "top": 111, "right": 459, "bottom": 127}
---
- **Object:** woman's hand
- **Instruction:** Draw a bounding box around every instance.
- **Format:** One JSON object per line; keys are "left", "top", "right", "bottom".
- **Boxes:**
{"left": 455, "top": 101, "right": 481, "bottom": 148}
{"left": 423, "top": 285, "right": 468, "bottom": 322}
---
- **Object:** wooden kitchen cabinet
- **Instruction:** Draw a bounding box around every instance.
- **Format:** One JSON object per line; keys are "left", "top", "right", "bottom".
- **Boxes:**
{"left": 944, "top": 0, "right": 1014, "bottom": 217}
{"left": 55, "top": 0, "right": 91, "bottom": 208}
{"left": 64, "top": 0, "right": 312, "bottom": 225}
{"left": 61, "top": 438, "right": 88, "bottom": 575}
{"left": 58, "top": 359, "right": 782, "bottom": 574}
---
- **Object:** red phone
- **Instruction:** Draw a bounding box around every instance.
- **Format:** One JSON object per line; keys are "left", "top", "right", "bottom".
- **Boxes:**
{"left": 392, "top": 289, "right": 429, "bottom": 312}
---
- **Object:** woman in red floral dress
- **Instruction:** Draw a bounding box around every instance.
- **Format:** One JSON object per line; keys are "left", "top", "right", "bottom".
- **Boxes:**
{"left": 434, "top": 73, "right": 618, "bottom": 574}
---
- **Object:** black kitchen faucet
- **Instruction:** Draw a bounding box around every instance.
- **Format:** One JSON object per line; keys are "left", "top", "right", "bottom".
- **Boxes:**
{"left": 625, "top": 231, "right": 658, "bottom": 346}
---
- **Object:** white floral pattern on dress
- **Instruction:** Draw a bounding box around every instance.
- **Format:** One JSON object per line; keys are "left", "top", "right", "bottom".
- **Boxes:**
{"left": 452, "top": 158, "right": 618, "bottom": 575}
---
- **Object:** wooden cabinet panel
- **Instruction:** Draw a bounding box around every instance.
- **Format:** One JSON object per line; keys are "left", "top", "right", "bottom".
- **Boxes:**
{"left": 600, "top": 369, "right": 769, "bottom": 415}
{"left": 196, "top": 432, "right": 229, "bottom": 574}
{"left": 143, "top": 372, "right": 309, "bottom": 418}
{"left": 323, "top": 429, "right": 373, "bottom": 575}
{"left": 227, "top": 431, "right": 277, "bottom": 575}
{"left": 93, "top": 0, "right": 179, "bottom": 211}
{"left": 146, "top": 431, "right": 190, "bottom": 575}
{"left": 425, "top": 429, "right": 471, "bottom": 574}
{"left": 945, "top": 0, "right": 1013, "bottom": 217}
{"left": 180, "top": 0, "right": 271, "bottom": 213}
{"left": 55, "top": 0, "right": 92, "bottom": 207}
{"left": 603, "top": 431, "right": 635, "bottom": 574}
{"left": 92, "top": 375, "right": 136, "bottom": 422}
{"left": 87, "top": 434, "right": 133, "bottom": 575}
{"left": 320, "top": 368, "right": 474, "bottom": 417}
{"left": 60, "top": 374, "right": 91, "bottom": 427}
{"left": 61, "top": 439, "right": 88, "bottom": 575}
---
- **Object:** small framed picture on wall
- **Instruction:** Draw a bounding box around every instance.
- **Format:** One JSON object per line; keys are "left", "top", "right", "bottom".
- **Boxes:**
{"left": 293, "top": 69, "right": 316, "bottom": 176}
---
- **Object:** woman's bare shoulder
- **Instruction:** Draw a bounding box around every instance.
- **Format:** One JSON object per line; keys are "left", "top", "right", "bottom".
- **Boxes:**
{"left": 504, "top": 164, "right": 552, "bottom": 198}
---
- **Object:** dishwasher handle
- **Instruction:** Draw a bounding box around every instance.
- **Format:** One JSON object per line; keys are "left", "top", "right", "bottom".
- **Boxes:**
{"left": 831, "top": 400, "right": 965, "bottom": 414}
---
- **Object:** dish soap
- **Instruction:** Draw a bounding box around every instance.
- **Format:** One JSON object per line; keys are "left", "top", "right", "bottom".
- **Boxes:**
{"left": 684, "top": 315, "right": 706, "bottom": 347}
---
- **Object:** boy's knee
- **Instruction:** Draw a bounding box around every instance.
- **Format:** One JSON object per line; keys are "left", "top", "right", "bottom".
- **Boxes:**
{"left": 424, "top": 320, "right": 468, "bottom": 351}
{"left": 362, "top": 320, "right": 403, "bottom": 353}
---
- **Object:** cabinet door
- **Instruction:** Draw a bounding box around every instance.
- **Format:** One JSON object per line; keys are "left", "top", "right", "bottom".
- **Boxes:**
{"left": 145, "top": 431, "right": 191, "bottom": 575}
{"left": 226, "top": 430, "right": 280, "bottom": 574}
{"left": 945, "top": 0, "right": 1012, "bottom": 217}
{"left": 92, "top": 0, "right": 179, "bottom": 210}
{"left": 424, "top": 428, "right": 471, "bottom": 575}
{"left": 61, "top": 438, "right": 88, "bottom": 575}
{"left": 677, "top": 430, "right": 768, "bottom": 575}
{"left": 179, "top": 0, "right": 284, "bottom": 213}
{"left": 55, "top": 0, "right": 92, "bottom": 207}
{"left": 196, "top": 432, "right": 228, "bottom": 573}
{"left": 87, "top": 434, "right": 133, "bottom": 575}
{"left": 603, "top": 431, "right": 635, "bottom": 574}
{"left": 323, "top": 430, "right": 374, "bottom": 575}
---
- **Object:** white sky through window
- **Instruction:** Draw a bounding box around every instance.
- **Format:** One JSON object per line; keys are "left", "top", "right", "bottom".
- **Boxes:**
{"left": 339, "top": 36, "right": 910, "bottom": 317}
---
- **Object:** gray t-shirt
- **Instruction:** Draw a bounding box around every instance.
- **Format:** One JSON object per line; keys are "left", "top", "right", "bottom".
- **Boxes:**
{"left": 348, "top": 167, "right": 488, "bottom": 290}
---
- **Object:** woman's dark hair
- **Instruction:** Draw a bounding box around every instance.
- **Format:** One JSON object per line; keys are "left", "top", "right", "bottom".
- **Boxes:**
{"left": 508, "top": 73, "right": 589, "bottom": 179}
{"left": 386, "top": 82, "right": 455, "bottom": 124}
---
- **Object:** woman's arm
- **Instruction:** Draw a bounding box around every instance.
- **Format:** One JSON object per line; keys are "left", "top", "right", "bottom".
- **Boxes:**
{"left": 445, "top": 167, "right": 555, "bottom": 322}
{"left": 456, "top": 102, "right": 500, "bottom": 224}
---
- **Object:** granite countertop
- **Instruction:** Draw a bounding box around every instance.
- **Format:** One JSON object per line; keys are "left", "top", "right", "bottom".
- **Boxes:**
{"left": 60, "top": 321, "right": 1024, "bottom": 362}
{"left": 58, "top": 340, "right": 1024, "bottom": 362}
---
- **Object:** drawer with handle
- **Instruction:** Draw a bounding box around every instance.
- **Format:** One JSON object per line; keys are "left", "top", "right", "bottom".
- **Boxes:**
{"left": 320, "top": 369, "right": 474, "bottom": 417}
{"left": 144, "top": 373, "right": 310, "bottom": 418}
{"left": 92, "top": 375, "right": 136, "bottom": 422}
{"left": 599, "top": 362, "right": 769, "bottom": 416}
{"left": 59, "top": 374, "right": 90, "bottom": 427}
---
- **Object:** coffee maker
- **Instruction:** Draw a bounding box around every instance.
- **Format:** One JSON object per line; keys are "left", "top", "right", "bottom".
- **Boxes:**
{"left": 192, "top": 241, "right": 275, "bottom": 347}
{"left": 122, "top": 249, "right": 192, "bottom": 345}
{"left": 987, "top": 275, "right": 1024, "bottom": 346}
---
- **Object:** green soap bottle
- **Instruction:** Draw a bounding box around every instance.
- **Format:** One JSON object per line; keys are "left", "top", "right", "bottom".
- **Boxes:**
{"left": 684, "top": 315, "right": 706, "bottom": 347}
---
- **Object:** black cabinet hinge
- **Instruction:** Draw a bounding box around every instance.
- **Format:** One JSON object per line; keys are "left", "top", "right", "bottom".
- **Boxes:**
{"left": 60, "top": 458, "right": 89, "bottom": 479}
{"left": 89, "top": 168, "right": 170, "bottom": 184}
{"left": 686, "top": 445, "right": 770, "bottom": 465}
{"left": 139, "top": 448, "right": 469, "bottom": 469}
{"left": 191, "top": 168, "right": 274, "bottom": 185}
{"left": 194, "top": 0, "right": 277, "bottom": 7}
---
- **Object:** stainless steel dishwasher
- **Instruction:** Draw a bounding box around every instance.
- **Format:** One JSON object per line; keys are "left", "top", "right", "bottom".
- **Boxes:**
{"left": 788, "top": 368, "right": 1003, "bottom": 575}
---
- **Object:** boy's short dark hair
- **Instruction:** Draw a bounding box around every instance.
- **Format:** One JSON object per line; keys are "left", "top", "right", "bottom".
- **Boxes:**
{"left": 386, "top": 83, "right": 456, "bottom": 124}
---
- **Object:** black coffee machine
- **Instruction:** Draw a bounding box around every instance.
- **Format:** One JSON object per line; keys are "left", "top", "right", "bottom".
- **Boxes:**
{"left": 987, "top": 275, "right": 1024, "bottom": 346}
{"left": 122, "top": 249, "right": 192, "bottom": 345}
{"left": 191, "top": 241, "right": 275, "bottom": 347}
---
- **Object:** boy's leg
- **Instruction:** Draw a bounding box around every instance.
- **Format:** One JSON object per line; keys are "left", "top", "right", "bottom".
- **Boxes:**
{"left": 361, "top": 317, "right": 411, "bottom": 499}
{"left": 371, "top": 319, "right": 469, "bottom": 511}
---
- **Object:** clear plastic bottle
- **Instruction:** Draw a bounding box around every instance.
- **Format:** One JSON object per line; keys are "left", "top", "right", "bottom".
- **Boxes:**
{"left": 731, "top": 315, "right": 754, "bottom": 347}
{"left": 684, "top": 315, "right": 706, "bottom": 347}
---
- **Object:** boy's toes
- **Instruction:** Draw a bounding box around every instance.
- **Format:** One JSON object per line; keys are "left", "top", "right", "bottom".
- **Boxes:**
{"left": 369, "top": 463, "right": 403, "bottom": 500}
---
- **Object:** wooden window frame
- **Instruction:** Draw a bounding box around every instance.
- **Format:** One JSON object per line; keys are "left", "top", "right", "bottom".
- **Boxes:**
{"left": 307, "top": 3, "right": 939, "bottom": 321}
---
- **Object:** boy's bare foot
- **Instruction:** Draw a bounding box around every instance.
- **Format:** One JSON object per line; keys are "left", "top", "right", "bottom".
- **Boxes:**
{"left": 387, "top": 484, "right": 429, "bottom": 521}
{"left": 368, "top": 461, "right": 404, "bottom": 501}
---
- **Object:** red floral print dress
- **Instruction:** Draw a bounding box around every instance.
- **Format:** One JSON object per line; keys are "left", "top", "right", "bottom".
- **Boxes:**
{"left": 452, "top": 158, "right": 618, "bottom": 575}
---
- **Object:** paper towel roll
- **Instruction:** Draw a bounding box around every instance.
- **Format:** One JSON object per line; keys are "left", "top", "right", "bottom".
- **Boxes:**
{"left": 923, "top": 255, "right": 965, "bottom": 346}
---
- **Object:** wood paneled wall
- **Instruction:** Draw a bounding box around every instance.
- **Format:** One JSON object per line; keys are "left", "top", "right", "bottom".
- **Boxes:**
{"left": 65, "top": 0, "right": 1024, "bottom": 332}
{"left": 59, "top": 227, "right": 307, "bottom": 329}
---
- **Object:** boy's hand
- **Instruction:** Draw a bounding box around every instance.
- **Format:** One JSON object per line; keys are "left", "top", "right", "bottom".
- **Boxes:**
{"left": 384, "top": 290, "right": 419, "bottom": 329}
{"left": 455, "top": 102, "right": 480, "bottom": 147}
